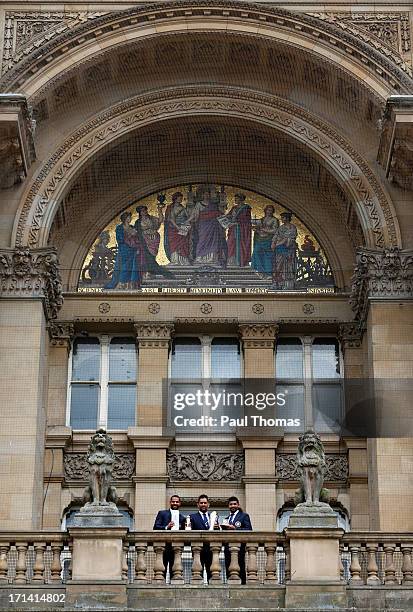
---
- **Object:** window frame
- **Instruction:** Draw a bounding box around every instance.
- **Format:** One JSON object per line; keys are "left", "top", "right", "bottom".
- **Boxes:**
{"left": 275, "top": 334, "right": 343, "bottom": 432}
{"left": 66, "top": 334, "right": 138, "bottom": 431}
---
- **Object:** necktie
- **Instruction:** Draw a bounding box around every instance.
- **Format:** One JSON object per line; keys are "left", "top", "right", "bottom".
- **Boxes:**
{"left": 203, "top": 513, "right": 209, "bottom": 529}
{"left": 229, "top": 513, "right": 235, "bottom": 525}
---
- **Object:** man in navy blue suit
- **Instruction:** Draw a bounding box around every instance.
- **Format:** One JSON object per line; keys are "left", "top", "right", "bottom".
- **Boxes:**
{"left": 222, "top": 496, "right": 252, "bottom": 584}
{"left": 189, "top": 494, "right": 219, "bottom": 581}
{"left": 153, "top": 494, "right": 186, "bottom": 577}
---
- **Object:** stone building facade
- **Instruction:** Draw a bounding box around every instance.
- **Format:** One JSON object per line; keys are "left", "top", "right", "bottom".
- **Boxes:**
{"left": 0, "top": 0, "right": 412, "bottom": 557}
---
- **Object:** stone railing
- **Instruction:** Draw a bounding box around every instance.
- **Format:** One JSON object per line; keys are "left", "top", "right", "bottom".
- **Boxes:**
{"left": 124, "top": 532, "right": 288, "bottom": 585}
{"left": 0, "top": 533, "right": 70, "bottom": 584}
{"left": 341, "top": 532, "right": 413, "bottom": 586}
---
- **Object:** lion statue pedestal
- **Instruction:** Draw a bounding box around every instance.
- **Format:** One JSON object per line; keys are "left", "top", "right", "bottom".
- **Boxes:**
{"left": 285, "top": 431, "right": 347, "bottom": 610}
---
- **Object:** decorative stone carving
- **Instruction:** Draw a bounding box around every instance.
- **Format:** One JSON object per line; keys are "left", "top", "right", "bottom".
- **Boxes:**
{"left": 200, "top": 303, "right": 212, "bottom": 315}
{"left": 174, "top": 317, "right": 238, "bottom": 324}
{"left": 0, "top": 247, "right": 63, "bottom": 320}
{"left": 134, "top": 322, "right": 174, "bottom": 348}
{"left": 378, "top": 95, "right": 413, "bottom": 191}
{"left": 294, "top": 431, "right": 328, "bottom": 505}
{"left": 81, "top": 429, "right": 118, "bottom": 507}
{"left": 148, "top": 302, "right": 160, "bottom": 314}
{"left": 302, "top": 303, "right": 315, "bottom": 315}
{"left": 252, "top": 303, "right": 264, "bottom": 315}
{"left": 338, "top": 322, "right": 364, "bottom": 351}
{"left": 48, "top": 321, "right": 74, "bottom": 347}
{"left": 64, "top": 452, "right": 135, "bottom": 481}
{"left": 2, "top": 10, "right": 108, "bottom": 75}
{"left": 98, "top": 302, "right": 110, "bottom": 314}
{"left": 167, "top": 451, "right": 244, "bottom": 481}
{"left": 276, "top": 453, "right": 348, "bottom": 482}
{"left": 0, "top": 94, "right": 35, "bottom": 188}
{"left": 350, "top": 247, "right": 413, "bottom": 323}
{"left": 239, "top": 323, "right": 278, "bottom": 348}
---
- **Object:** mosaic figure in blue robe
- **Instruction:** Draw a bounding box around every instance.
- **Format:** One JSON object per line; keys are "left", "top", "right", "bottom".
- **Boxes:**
{"left": 105, "top": 211, "right": 140, "bottom": 289}
{"left": 251, "top": 205, "right": 279, "bottom": 276}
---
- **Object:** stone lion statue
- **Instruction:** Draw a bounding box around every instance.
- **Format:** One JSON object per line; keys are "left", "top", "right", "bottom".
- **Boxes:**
{"left": 82, "top": 429, "right": 118, "bottom": 507}
{"left": 295, "top": 430, "right": 329, "bottom": 505}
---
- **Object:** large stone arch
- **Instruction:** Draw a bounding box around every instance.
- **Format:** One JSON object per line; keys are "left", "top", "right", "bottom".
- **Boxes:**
{"left": 12, "top": 87, "right": 401, "bottom": 258}
{"left": 1, "top": 1, "right": 412, "bottom": 100}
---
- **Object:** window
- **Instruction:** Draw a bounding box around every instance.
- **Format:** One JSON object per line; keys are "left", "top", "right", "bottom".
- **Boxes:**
{"left": 68, "top": 336, "right": 137, "bottom": 430}
{"left": 276, "top": 337, "right": 342, "bottom": 433}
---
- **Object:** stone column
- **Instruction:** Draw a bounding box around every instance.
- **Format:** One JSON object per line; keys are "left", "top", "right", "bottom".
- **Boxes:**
{"left": 0, "top": 247, "right": 63, "bottom": 529}
{"left": 350, "top": 247, "right": 413, "bottom": 531}
{"left": 134, "top": 322, "right": 174, "bottom": 426}
{"left": 238, "top": 324, "right": 279, "bottom": 529}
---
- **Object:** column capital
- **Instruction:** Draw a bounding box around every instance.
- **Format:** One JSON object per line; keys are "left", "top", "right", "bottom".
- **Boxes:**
{"left": 134, "top": 322, "right": 174, "bottom": 348}
{"left": 0, "top": 246, "right": 63, "bottom": 320}
{"left": 238, "top": 323, "right": 279, "bottom": 348}
{"left": 338, "top": 321, "right": 364, "bottom": 351}
{"left": 47, "top": 321, "right": 74, "bottom": 348}
{"left": 350, "top": 247, "right": 413, "bottom": 323}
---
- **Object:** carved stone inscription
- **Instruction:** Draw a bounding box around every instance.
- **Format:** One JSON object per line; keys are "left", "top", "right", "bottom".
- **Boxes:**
{"left": 167, "top": 451, "right": 244, "bottom": 481}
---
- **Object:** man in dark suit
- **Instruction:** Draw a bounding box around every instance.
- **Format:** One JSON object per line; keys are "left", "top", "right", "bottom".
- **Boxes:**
{"left": 189, "top": 494, "right": 219, "bottom": 581}
{"left": 222, "top": 496, "right": 252, "bottom": 584}
{"left": 153, "top": 494, "right": 186, "bottom": 577}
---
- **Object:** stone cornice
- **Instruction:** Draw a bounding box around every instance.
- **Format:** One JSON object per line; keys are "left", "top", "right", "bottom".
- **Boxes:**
{"left": 0, "top": 247, "right": 63, "bottom": 320}
{"left": 0, "top": 1, "right": 411, "bottom": 94}
{"left": 350, "top": 247, "right": 413, "bottom": 322}
{"left": 238, "top": 323, "right": 279, "bottom": 348}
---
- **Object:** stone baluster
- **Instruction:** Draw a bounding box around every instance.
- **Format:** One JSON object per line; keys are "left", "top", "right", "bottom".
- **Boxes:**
{"left": 135, "top": 543, "right": 148, "bottom": 583}
{"left": 191, "top": 542, "right": 203, "bottom": 583}
{"left": 68, "top": 540, "right": 73, "bottom": 580}
{"left": 210, "top": 543, "right": 222, "bottom": 583}
{"left": 384, "top": 544, "right": 397, "bottom": 585}
{"left": 366, "top": 542, "right": 380, "bottom": 585}
{"left": 122, "top": 542, "right": 129, "bottom": 582}
{"left": 264, "top": 543, "right": 277, "bottom": 584}
{"left": 284, "top": 541, "right": 291, "bottom": 583}
{"left": 349, "top": 544, "right": 363, "bottom": 584}
{"left": 246, "top": 543, "right": 258, "bottom": 583}
{"left": 15, "top": 542, "right": 28, "bottom": 584}
{"left": 339, "top": 543, "right": 345, "bottom": 582}
{"left": 0, "top": 543, "right": 9, "bottom": 583}
{"left": 171, "top": 541, "right": 184, "bottom": 584}
{"left": 32, "top": 542, "right": 46, "bottom": 583}
{"left": 153, "top": 543, "right": 165, "bottom": 583}
{"left": 401, "top": 546, "right": 413, "bottom": 585}
{"left": 228, "top": 543, "right": 241, "bottom": 584}
{"left": 50, "top": 542, "right": 62, "bottom": 583}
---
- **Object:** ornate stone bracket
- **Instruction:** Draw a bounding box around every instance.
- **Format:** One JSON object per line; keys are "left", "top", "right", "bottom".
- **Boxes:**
{"left": 338, "top": 321, "right": 365, "bottom": 352}
{"left": 350, "top": 247, "right": 413, "bottom": 324}
{"left": 47, "top": 321, "right": 74, "bottom": 348}
{"left": 0, "top": 94, "right": 35, "bottom": 189}
{"left": 167, "top": 451, "right": 244, "bottom": 481}
{"left": 276, "top": 453, "right": 348, "bottom": 482}
{"left": 0, "top": 246, "right": 63, "bottom": 320}
{"left": 238, "top": 323, "right": 279, "bottom": 348}
{"left": 134, "top": 322, "right": 174, "bottom": 348}
{"left": 378, "top": 95, "right": 413, "bottom": 191}
{"left": 64, "top": 452, "right": 135, "bottom": 481}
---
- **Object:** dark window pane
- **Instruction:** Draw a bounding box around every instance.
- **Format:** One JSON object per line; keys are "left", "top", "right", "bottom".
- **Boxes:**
{"left": 313, "top": 384, "right": 342, "bottom": 432}
{"left": 211, "top": 338, "right": 240, "bottom": 379}
{"left": 171, "top": 338, "right": 202, "bottom": 379}
{"left": 312, "top": 339, "right": 340, "bottom": 378}
{"left": 276, "top": 338, "right": 303, "bottom": 379}
{"left": 276, "top": 383, "right": 305, "bottom": 431}
{"left": 107, "top": 384, "right": 136, "bottom": 429}
{"left": 110, "top": 338, "right": 136, "bottom": 381}
{"left": 72, "top": 338, "right": 100, "bottom": 381}
{"left": 70, "top": 384, "right": 99, "bottom": 429}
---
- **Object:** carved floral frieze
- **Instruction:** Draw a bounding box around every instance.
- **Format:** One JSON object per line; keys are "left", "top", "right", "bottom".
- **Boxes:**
{"left": 64, "top": 452, "right": 135, "bottom": 480}
{"left": 276, "top": 453, "right": 348, "bottom": 482}
{"left": 167, "top": 451, "right": 244, "bottom": 481}
{"left": 0, "top": 247, "right": 63, "bottom": 320}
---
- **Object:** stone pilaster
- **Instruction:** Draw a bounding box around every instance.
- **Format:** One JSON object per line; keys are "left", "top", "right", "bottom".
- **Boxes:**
{"left": 350, "top": 247, "right": 413, "bottom": 531}
{"left": 0, "top": 247, "right": 63, "bottom": 529}
{"left": 134, "top": 323, "right": 174, "bottom": 426}
{"left": 238, "top": 323, "right": 278, "bottom": 378}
